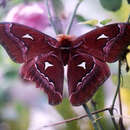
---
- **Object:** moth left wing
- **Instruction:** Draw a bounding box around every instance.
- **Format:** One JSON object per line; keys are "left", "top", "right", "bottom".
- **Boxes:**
{"left": 73, "top": 23, "right": 130, "bottom": 63}
{"left": 0, "top": 22, "right": 57, "bottom": 63}
{"left": 67, "top": 52, "right": 110, "bottom": 106}
{"left": 20, "top": 52, "right": 64, "bottom": 105}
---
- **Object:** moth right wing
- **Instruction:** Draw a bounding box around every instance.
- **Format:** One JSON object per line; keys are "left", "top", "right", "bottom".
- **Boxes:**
{"left": 73, "top": 23, "right": 130, "bottom": 63}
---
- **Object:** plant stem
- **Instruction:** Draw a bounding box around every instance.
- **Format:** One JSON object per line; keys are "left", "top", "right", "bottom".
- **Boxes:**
{"left": 109, "top": 110, "right": 119, "bottom": 130}
{"left": 118, "top": 85, "right": 125, "bottom": 129}
{"left": 127, "top": 14, "right": 130, "bottom": 23}
{"left": 83, "top": 104, "right": 98, "bottom": 130}
{"left": 46, "top": 0, "right": 59, "bottom": 35}
{"left": 91, "top": 100, "right": 103, "bottom": 130}
{"left": 112, "top": 60, "right": 121, "bottom": 109}
{"left": 118, "top": 88, "right": 123, "bottom": 120}
{"left": 109, "top": 60, "right": 122, "bottom": 130}
{"left": 65, "top": 0, "right": 82, "bottom": 34}
{"left": 41, "top": 107, "right": 111, "bottom": 128}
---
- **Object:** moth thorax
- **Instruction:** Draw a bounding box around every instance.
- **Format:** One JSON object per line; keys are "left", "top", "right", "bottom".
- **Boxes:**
{"left": 56, "top": 34, "right": 75, "bottom": 49}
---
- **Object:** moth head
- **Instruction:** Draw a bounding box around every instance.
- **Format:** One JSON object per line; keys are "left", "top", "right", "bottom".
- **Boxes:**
{"left": 56, "top": 34, "right": 76, "bottom": 49}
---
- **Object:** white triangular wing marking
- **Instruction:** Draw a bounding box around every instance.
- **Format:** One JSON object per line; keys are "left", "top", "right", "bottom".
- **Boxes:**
{"left": 78, "top": 62, "right": 86, "bottom": 69}
{"left": 22, "top": 34, "right": 34, "bottom": 40}
{"left": 97, "top": 34, "right": 108, "bottom": 39}
{"left": 44, "top": 62, "right": 53, "bottom": 70}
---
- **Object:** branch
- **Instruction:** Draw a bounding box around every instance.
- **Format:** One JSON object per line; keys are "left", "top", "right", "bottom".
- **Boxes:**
{"left": 46, "top": 0, "right": 59, "bottom": 35}
{"left": 109, "top": 60, "right": 122, "bottom": 130}
{"left": 65, "top": 0, "right": 82, "bottom": 34}
{"left": 41, "top": 107, "right": 111, "bottom": 128}
{"left": 82, "top": 104, "right": 98, "bottom": 130}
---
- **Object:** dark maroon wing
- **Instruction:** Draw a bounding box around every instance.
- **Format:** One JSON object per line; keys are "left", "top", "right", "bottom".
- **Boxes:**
{"left": 67, "top": 52, "right": 110, "bottom": 106}
{"left": 20, "top": 52, "right": 64, "bottom": 105}
{"left": 0, "top": 22, "right": 57, "bottom": 63}
{"left": 73, "top": 23, "right": 130, "bottom": 63}
{"left": 0, "top": 22, "right": 64, "bottom": 105}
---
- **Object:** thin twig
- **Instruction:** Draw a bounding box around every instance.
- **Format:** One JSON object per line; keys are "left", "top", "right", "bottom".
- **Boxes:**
{"left": 109, "top": 60, "right": 122, "bottom": 130}
{"left": 109, "top": 110, "right": 119, "bottom": 130}
{"left": 42, "top": 107, "right": 111, "bottom": 128}
{"left": 111, "top": 60, "right": 121, "bottom": 109}
{"left": 91, "top": 100, "right": 104, "bottom": 130}
{"left": 46, "top": 0, "right": 59, "bottom": 35}
{"left": 82, "top": 104, "right": 98, "bottom": 130}
{"left": 127, "top": 14, "right": 130, "bottom": 23}
{"left": 118, "top": 84, "right": 125, "bottom": 129}
{"left": 118, "top": 88, "right": 123, "bottom": 121}
{"left": 65, "top": 0, "right": 82, "bottom": 34}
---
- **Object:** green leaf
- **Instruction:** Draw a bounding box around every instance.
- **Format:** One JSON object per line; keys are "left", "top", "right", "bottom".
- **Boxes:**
{"left": 56, "top": 98, "right": 80, "bottom": 130}
{"left": 100, "top": 19, "right": 112, "bottom": 25}
{"left": 76, "top": 14, "right": 87, "bottom": 22}
{"left": 113, "top": 0, "right": 130, "bottom": 22}
{"left": 79, "top": 19, "right": 98, "bottom": 26}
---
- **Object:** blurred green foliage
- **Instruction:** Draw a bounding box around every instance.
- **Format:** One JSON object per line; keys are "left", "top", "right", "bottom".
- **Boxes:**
{"left": 112, "top": 0, "right": 130, "bottom": 22}
{"left": 99, "top": 0, "right": 122, "bottom": 11}
{"left": 3, "top": 103, "right": 29, "bottom": 130}
{"left": 56, "top": 98, "right": 80, "bottom": 130}
{"left": 76, "top": 14, "right": 87, "bottom": 22}
{"left": 79, "top": 19, "right": 98, "bottom": 26}
{"left": 112, "top": 74, "right": 130, "bottom": 88}
{"left": 100, "top": 19, "right": 112, "bottom": 25}
{"left": 93, "top": 87, "right": 115, "bottom": 130}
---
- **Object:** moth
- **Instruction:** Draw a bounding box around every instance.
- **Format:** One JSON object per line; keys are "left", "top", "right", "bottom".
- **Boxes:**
{"left": 0, "top": 22, "right": 129, "bottom": 106}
